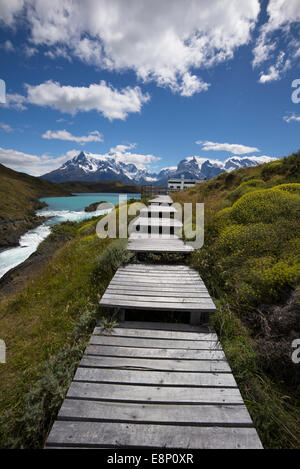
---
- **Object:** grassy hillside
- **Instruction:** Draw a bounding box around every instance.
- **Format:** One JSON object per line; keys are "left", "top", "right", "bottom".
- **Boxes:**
{"left": 0, "top": 164, "right": 70, "bottom": 247}
{"left": 172, "top": 150, "right": 300, "bottom": 448}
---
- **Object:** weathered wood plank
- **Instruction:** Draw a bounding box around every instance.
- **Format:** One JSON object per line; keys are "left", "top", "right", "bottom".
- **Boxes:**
{"left": 94, "top": 326, "right": 217, "bottom": 340}
{"left": 109, "top": 280, "right": 205, "bottom": 288}
{"left": 110, "top": 320, "right": 213, "bottom": 333}
{"left": 104, "top": 286, "right": 208, "bottom": 294}
{"left": 80, "top": 355, "right": 231, "bottom": 372}
{"left": 122, "top": 264, "right": 193, "bottom": 270}
{"left": 111, "top": 321, "right": 212, "bottom": 332}
{"left": 89, "top": 335, "right": 222, "bottom": 350}
{"left": 99, "top": 297, "right": 216, "bottom": 311}
{"left": 58, "top": 400, "right": 252, "bottom": 426}
{"left": 101, "top": 294, "right": 213, "bottom": 305}
{"left": 118, "top": 269, "right": 196, "bottom": 275}
{"left": 119, "top": 265, "right": 194, "bottom": 271}
{"left": 45, "top": 421, "right": 263, "bottom": 449}
{"left": 66, "top": 381, "right": 244, "bottom": 404}
{"left": 85, "top": 344, "right": 225, "bottom": 360}
{"left": 74, "top": 367, "right": 236, "bottom": 387}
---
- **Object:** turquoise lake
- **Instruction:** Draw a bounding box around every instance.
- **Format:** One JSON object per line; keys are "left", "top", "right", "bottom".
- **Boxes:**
{"left": 0, "top": 192, "right": 140, "bottom": 278}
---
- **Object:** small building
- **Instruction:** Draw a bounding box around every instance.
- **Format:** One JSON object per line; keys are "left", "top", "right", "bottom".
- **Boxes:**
{"left": 168, "top": 174, "right": 202, "bottom": 191}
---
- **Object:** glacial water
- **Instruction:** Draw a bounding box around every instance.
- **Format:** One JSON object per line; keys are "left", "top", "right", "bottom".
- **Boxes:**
{"left": 0, "top": 192, "right": 140, "bottom": 279}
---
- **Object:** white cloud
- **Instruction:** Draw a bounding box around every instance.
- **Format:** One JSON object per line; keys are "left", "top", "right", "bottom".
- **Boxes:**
{"left": 88, "top": 144, "right": 161, "bottom": 170}
{"left": 42, "top": 129, "right": 103, "bottom": 144}
{"left": 0, "top": 0, "right": 24, "bottom": 25}
{"left": 196, "top": 140, "right": 260, "bottom": 155}
{"left": 25, "top": 80, "right": 150, "bottom": 120}
{"left": 0, "top": 122, "right": 13, "bottom": 132}
{"left": 258, "top": 51, "right": 290, "bottom": 83}
{"left": 253, "top": 0, "right": 300, "bottom": 82}
{"left": 2, "top": 93, "right": 27, "bottom": 111}
{"left": 1, "top": 0, "right": 261, "bottom": 96}
{"left": 24, "top": 45, "right": 38, "bottom": 57}
{"left": 0, "top": 146, "right": 73, "bottom": 176}
{"left": 283, "top": 113, "right": 300, "bottom": 123}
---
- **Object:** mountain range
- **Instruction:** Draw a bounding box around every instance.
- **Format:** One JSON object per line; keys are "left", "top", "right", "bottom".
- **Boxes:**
{"left": 42, "top": 151, "right": 276, "bottom": 185}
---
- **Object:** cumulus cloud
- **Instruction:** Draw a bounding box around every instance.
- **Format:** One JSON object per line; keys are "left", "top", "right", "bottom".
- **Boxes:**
{"left": 0, "top": 146, "right": 74, "bottom": 176}
{"left": 0, "top": 0, "right": 24, "bottom": 25}
{"left": 253, "top": 0, "right": 300, "bottom": 82}
{"left": 25, "top": 80, "right": 149, "bottom": 120}
{"left": 283, "top": 113, "right": 300, "bottom": 123}
{"left": 196, "top": 140, "right": 260, "bottom": 155}
{"left": 42, "top": 129, "right": 103, "bottom": 144}
{"left": 1, "top": 0, "right": 261, "bottom": 96}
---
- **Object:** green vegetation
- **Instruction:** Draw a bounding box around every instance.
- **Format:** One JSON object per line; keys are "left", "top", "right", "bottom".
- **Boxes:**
{"left": 0, "top": 214, "right": 132, "bottom": 448}
{"left": 172, "top": 151, "right": 300, "bottom": 448}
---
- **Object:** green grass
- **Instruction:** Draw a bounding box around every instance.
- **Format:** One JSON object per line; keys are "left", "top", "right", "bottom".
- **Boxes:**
{"left": 0, "top": 215, "right": 132, "bottom": 448}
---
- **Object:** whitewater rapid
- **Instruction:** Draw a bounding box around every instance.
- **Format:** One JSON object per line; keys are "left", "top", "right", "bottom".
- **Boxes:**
{"left": 0, "top": 207, "right": 110, "bottom": 280}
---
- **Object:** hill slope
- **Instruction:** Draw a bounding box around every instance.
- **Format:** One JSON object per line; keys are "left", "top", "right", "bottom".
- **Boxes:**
{"left": 0, "top": 164, "right": 70, "bottom": 247}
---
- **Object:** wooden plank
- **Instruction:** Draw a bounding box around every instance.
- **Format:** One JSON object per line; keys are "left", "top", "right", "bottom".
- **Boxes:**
{"left": 110, "top": 320, "right": 213, "bottom": 333}
{"left": 46, "top": 421, "right": 262, "bottom": 449}
{"left": 127, "top": 247, "right": 194, "bottom": 252}
{"left": 80, "top": 355, "right": 231, "bottom": 372}
{"left": 101, "top": 294, "right": 213, "bottom": 305}
{"left": 115, "top": 270, "right": 200, "bottom": 277}
{"left": 66, "top": 381, "right": 244, "bottom": 404}
{"left": 89, "top": 336, "right": 222, "bottom": 350}
{"left": 58, "top": 400, "right": 253, "bottom": 427}
{"left": 94, "top": 326, "right": 217, "bottom": 340}
{"left": 104, "top": 285, "right": 208, "bottom": 294}
{"left": 74, "top": 367, "right": 236, "bottom": 387}
{"left": 104, "top": 289, "right": 210, "bottom": 299}
{"left": 99, "top": 298, "right": 216, "bottom": 311}
{"left": 109, "top": 280, "right": 205, "bottom": 288}
{"left": 85, "top": 344, "right": 225, "bottom": 360}
{"left": 120, "top": 264, "right": 194, "bottom": 270}
{"left": 122, "top": 264, "right": 192, "bottom": 270}
{"left": 112, "top": 274, "right": 204, "bottom": 281}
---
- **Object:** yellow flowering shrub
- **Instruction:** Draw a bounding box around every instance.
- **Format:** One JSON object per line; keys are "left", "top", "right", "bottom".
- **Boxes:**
{"left": 231, "top": 188, "right": 300, "bottom": 224}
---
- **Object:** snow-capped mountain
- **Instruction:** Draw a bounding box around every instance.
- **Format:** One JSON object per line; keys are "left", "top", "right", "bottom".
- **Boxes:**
{"left": 42, "top": 151, "right": 156, "bottom": 184}
{"left": 42, "top": 151, "right": 276, "bottom": 185}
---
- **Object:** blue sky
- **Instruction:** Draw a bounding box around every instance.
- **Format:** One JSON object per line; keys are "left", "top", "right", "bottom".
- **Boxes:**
{"left": 0, "top": 0, "right": 299, "bottom": 176}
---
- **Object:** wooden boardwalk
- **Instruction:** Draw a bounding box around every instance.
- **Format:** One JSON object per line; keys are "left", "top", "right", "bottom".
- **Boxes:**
{"left": 45, "top": 321, "right": 262, "bottom": 449}
{"left": 99, "top": 264, "right": 216, "bottom": 324}
{"left": 127, "top": 237, "right": 194, "bottom": 253}
{"left": 128, "top": 195, "right": 194, "bottom": 254}
{"left": 45, "top": 191, "right": 262, "bottom": 449}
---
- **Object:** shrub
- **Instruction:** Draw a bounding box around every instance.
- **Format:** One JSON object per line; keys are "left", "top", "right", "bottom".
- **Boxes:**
{"left": 231, "top": 188, "right": 300, "bottom": 224}
{"left": 228, "top": 178, "right": 265, "bottom": 203}
{"left": 273, "top": 183, "right": 300, "bottom": 195}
